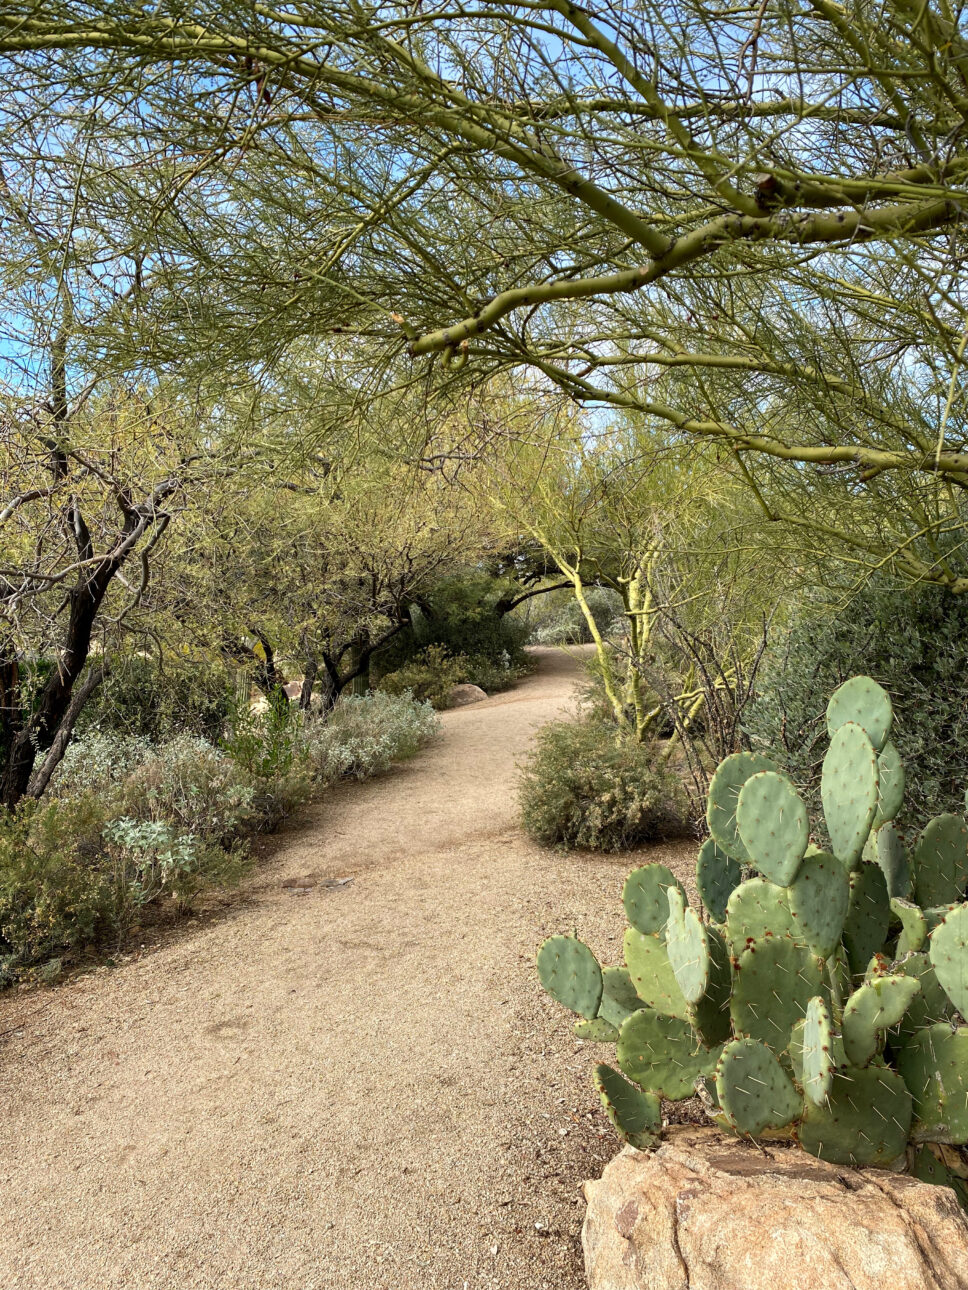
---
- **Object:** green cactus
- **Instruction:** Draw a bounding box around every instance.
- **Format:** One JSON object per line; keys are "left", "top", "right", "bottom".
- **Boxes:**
{"left": 826, "top": 674, "right": 893, "bottom": 752}
{"left": 866, "top": 820, "right": 910, "bottom": 898}
{"left": 696, "top": 836, "right": 741, "bottom": 922}
{"left": 914, "top": 814, "right": 968, "bottom": 907}
{"left": 593, "top": 1064, "right": 661, "bottom": 1149}
{"left": 622, "top": 863, "right": 685, "bottom": 935}
{"left": 842, "top": 862, "right": 891, "bottom": 975}
{"left": 841, "top": 975, "right": 921, "bottom": 1066}
{"left": 716, "top": 1037, "right": 800, "bottom": 1135}
{"left": 821, "top": 721, "right": 879, "bottom": 866}
{"left": 536, "top": 934, "right": 602, "bottom": 1018}
{"left": 536, "top": 672, "right": 968, "bottom": 1194}
{"left": 706, "top": 751, "right": 777, "bottom": 862}
{"left": 725, "top": 875, "right": 801, "bottom": 951}
{"left": 617, "top": 1008, "right": 720, "bottom": 1099}
{"left": 736, "top": 770, "right": 808, "bottom": 886}
{"left": 928, "top": 903, "right": 968, "bottom": 1016}
{"left": 799, "top": 996, "right": 836, "bottom": 1106}
{"left": 872, "top": 740, "right": 905, "bottom": 829}
{"left": 788, "top": 851, "right": 850, "bottom": 958}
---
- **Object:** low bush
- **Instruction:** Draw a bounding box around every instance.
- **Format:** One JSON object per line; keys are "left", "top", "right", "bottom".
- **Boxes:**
{"left": 743, "top": 580, "right": 968, "bottom": 831}
{"left": 518, "top": 717, "right": 687, "bottom": 851}
{"left": 2, "top": 688, "right": 439, "bottom": 982}
{"left": 299, "top": 689, "right": 439, "bottom": 781}
{"left": 377, "top": 644, "right": 467, "bottom": 708}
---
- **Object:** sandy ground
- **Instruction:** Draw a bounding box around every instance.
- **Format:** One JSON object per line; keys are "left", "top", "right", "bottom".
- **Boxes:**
{"left": 0, "top": 646, "right": 693, "bottom": 1290}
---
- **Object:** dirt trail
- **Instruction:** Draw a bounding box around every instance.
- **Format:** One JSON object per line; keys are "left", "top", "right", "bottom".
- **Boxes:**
{"left": 0, "top": 647, "right": 691, "bottom": 1290}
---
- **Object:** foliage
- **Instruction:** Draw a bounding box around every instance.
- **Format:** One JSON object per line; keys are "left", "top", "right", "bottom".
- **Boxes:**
{"left": 744, "top": 582, "right": 968, "bottom": 832}
{"left": 0, "top": 687, "right": 439, "bottom": 981}
{"left": 538, "top": 675, "right": 968, "bottom": 1201}
{"left": 377, "top": 644, "right": 468, "bottom": 709}
{"left": 531, "top": 588, "right": 623, "bottom": 645}
{"left": 298, "top": 690, "right": 439, "bottom": 782}
{"left": 518, "top": 718, "right": 687, "bottom": 851}
{"left": 78, "top": 656, "right": 233, "bottom": 744}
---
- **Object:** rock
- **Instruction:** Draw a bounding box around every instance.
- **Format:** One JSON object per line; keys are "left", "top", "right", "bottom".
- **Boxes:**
{"left": 583, "top": 1126, "right": 968, "bottom": 1290}
{"left": 448, "top": 683, "right": 488, "bottom": 707}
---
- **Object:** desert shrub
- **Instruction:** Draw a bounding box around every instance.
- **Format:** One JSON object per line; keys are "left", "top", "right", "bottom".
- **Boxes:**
{"left": 299, "top": 689, "right": 439, "bottom": 781}
{"left": 78, "top": 655, "right": 233, "bottom": 743}
{"left": 743, "top": 581, "right": 968, "bottom": 830}
{"left": 0, "top": 795, "right": 114, "bottom": 979}
{"left": 518, "top": 718, "right": 687, "bottom": 850}
{"left": 51, "top": 731, "right": 155, "bottom": 797}
{"left": 377, "top": 643, "right": 468, "bottom": 708}
{"left": 531, "top": 587, "right": 624, "bottom": 645}
{"left": 117, "top": 736, "right": 258, "bottom": 840}
{"left": 460, "top": 650, "right": 531, "bottom": 693}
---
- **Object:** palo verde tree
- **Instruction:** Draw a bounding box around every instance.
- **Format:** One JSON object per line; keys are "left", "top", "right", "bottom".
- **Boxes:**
{"left": 2, "top": 1, "right": 968, "bottom": 589}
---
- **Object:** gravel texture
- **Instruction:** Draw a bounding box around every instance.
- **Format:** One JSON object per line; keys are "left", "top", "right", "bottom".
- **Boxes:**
{"left": 0, "top": 646, "right": 694, "bottom": 1290}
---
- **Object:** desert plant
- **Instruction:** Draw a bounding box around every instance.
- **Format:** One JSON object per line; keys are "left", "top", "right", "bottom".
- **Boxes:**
{"left": 744, "top": 583, "right": 968, "bottom": 831}
{"left": 376, "top": 644, "right": 468, "bottom": 709}
{"left": 538, "top": 675, "right": 968, "bottom": 1200}
{"left": 298, "top": 689, "right": 438, "bottom": 781}
{"left": 519, "top": 719, "right": 687, "bottom": 851}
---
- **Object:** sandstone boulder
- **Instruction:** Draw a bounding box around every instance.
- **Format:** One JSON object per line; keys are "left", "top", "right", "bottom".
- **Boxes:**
{"left": 583, "top": 1126, "right": 968, "bottom": 1290}
{"left": 448, "top": 683, "right": 488, "bottom": 707}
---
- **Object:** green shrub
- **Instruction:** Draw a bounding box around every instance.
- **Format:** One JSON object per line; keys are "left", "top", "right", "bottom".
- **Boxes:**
{"left": 531, "top": 587, "right": 623, "bottom": 645}
{"left": 299, "top": 689, "right": 439, "bottom": 781}
{"left": 743, "top": 581, "right": 968, "bottom": 831}
{"left": 377, "top": 644, "right": 467, "bottom": 708}
{"left": 78, "top": 655, "right": 233, "bottom": 744}
{"left": 518, "top": 718, "right": 687, "bottom": 850}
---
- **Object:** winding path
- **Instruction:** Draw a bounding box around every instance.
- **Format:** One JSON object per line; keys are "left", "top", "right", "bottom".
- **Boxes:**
{"left": 0, "top": 647, "right": 690, "bottom": 1290}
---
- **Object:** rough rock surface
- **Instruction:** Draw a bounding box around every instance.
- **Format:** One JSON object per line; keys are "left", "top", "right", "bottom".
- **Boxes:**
{"left": 583, "top": 1126, "right": 968, "bottom": 1290}
{"left": 448, "top": 682, "right": 488, "bottom": 706}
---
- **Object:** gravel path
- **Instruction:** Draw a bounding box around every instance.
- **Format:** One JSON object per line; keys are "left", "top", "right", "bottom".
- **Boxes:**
{"left": 0, "top": 646, "right": 693, "bottom": 1290}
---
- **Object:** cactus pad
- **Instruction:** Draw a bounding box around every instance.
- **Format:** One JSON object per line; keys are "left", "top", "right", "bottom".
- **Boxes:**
{"left": 666, "top": 888, "right": 710, "bottom": 1004}
{"left": 891, "top": 898, "right": 927, "bottom": 956}
{"left": 842, "top": 975, "right": 921, "bottom": 1066}
{"left": 842, "top": 863, "right": 890, "bottom": 974}
{"left": 893, "top": 952, "right": 954, "bottom": 1038}
{"left": 617, "top": 1008, "right": 720, "bottom": 1099}
{"left": 689, "top": 925, "right": 733, "bottom": 1047}
{"left": 826, "top": 675, "right": 893, "bottom": 752}
{"left": 867, "top": 821, "right": 910, "bottom": 899}
{"left": 725, "top": 876, "right": 801, "bottom": 953}
{"left": 801, "top": 995, "right": 836, "bottom": 1106}
{"left": 895, "top": 1024, "right": 968, "bottom": 1144}
{"left": 789, "top": 852, "right": 850, "bottom": 958}
{"left": 598, "top": 966, "right": 646, "bottom": 1032}
{"left": 696, "top": 837, "right": 741, "bottom": 923}
{"left": 822, "top": 721, "right": 879, "bottom": 867}
{"left": 736, "top": 770, "right": 808, "bottom": 886}
{"left": 536, "top": 935, "right": 603, "bottom": 1018}
{"left": 928, "top": 903, "right": 968, "bottom": 1017}
{"left": 622, "top": 863, "right": 686, "bottom": 936}
{"left": 623, "top": 928, "right": 690, "bottom": 1021}
{"left": 798, "top": 1063, "right": 912, "bottom": 1166}
{"left": 706, "top": 751, "right": 777, "bottom": 862}
{"left": 715, "top": 1038, "right": 801, "bottom": 1135}
{"left": 914, "top": 814, "right": 968, "bottom": 907}
{"left": 731, "top": 935, "right": 823, "bottom": 1053}
{"left": 872, "top": 740, "right": 905, "bottom": 829}
{"left": 593, "top": 1064, "right": 661, "bottom": 1149}
{"left": 575, "top": 1018, "right": 619, "bottom": 1041}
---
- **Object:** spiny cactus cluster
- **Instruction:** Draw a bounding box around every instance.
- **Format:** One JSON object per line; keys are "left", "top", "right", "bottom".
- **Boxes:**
{"left": 537, "top": 675, "right": 968, "bottom": 1196}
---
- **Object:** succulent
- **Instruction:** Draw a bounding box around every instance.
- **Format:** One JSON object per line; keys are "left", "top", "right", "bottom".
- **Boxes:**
{"left": 537, "top": 674, "right": 968, "bottom": 1197}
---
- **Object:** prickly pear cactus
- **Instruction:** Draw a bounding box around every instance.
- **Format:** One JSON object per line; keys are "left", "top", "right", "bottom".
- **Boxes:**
{"left": 537, "top": 674, "right": 968, "bottom": 1198}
